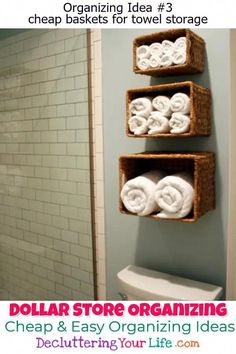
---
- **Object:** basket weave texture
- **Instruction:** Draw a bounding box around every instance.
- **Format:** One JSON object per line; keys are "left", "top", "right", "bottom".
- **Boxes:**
{"left": 126, "top": 81, "right": 211, "bottom": 137}
{"left": 133, "top": 29, "right": 205, "bottom": 76}
{"left": 119, "top": 152, "right": 215, "bottom": 223}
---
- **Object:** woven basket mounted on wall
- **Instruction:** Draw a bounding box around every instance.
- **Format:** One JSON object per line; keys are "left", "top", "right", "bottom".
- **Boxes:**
{"left": 119, "top": 152, "right": 215, "bottom": 223}
{"left": 126, "top": 81, "right": 211, "bottom": 137}
{"left": 133, "top": 29, "right": 205, "bottom": 76}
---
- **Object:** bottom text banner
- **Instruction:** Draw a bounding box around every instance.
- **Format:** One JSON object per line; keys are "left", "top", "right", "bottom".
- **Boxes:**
{"left": 0, "top": 301, "right": 235, "bottom": 353}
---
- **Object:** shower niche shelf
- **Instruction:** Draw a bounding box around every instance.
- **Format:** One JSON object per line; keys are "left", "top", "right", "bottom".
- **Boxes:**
{"left": 119, "top": 152, "right": 215, "bottom": 223}
{"left": 133, "top": 29, "right": 205, "bottom": 76}
{"left": 126, "top": 81, "right": 211, "bottom": 138}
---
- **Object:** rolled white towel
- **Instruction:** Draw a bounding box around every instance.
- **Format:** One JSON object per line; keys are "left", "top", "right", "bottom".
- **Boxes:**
{"left": 173, "top": 51, "right": 187, "bottom": 65}
{"left": 162, "top": 40, "right": 174, "bottom": 55}
{"left": 169, "top": 113, "right": 190, "bottom": 134}
{"left": 147, "top": 112, "right": 170, "bottom": 134}
{"left": 149, "top": 56, "right": 161, "bottom": 68}
{"left": 170, "top": 93, "right": 190, "bottom": 114}
{"left": 152, "top": 95, "right": 172, "bottom": 117}
{"left": 155, "top": 172, "right": 194, "bottom": 219}
{"left": 128, "top": 116, "right": 149, "bottom": 135}
{"left": 129, "top": 97, "right": 152, "bottom": 118}
{"left": 160, "top": 54, "right": 173, "bottom": 67}
{"left": 121, "top": 170, "right": 166, "bottom": 216}
{"left": 137, "top": 58, "right": 150, "bottom": 70}
{"left": 136, "top": 45, "right": 151, "bottom": 59}
{"left": 174, "top": 37, "right": 187, "bottom": 52}
{"left": 149, "top": 42, "right": 163, "bottom": 57}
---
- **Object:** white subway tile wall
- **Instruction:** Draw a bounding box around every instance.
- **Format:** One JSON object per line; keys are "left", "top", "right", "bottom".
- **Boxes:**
{"left": 89, "top": 30, "right": 106, "bottom": 300}
{"left": 0, "top": 29, "right": 95, "bottom": 300}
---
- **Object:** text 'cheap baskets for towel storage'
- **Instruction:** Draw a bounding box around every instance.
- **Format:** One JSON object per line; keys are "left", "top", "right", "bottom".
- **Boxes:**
{"left": 119, "top": 152, "right": 215, "bottom": 223}
{"left": 133, "top": 29, "right": 205, "bottom": 76}
{"left": 126, "top": 81, "right": 211, "bottom": 137}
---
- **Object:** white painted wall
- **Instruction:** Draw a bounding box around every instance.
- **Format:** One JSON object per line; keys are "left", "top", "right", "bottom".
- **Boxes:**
{"left": 226, "top": 29, "right": 236, "bottom": 300}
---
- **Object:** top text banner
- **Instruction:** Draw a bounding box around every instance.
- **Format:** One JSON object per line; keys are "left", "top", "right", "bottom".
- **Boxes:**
{"left": 0, "top": 0, "right": 235, "bottom": 28}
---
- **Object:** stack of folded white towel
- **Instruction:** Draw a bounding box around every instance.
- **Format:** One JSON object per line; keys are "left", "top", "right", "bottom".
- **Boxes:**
{"left": 136, "top": 37, "right": 187, "bottom": 70}
{"left": 128, "top": 93, "right": 190, "bottom": 135}
{"left": 121, "top": 170, "right": 194, "bottom": 219}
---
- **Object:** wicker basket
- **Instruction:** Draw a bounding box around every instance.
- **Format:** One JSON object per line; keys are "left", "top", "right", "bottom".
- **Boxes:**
{"left": 126, "top": 81, "right": 211, "bottom": 137}
{"left": 133, "top": 29, "right": 205, "bottom": 76}
{"left": 119, "top": 152, "right": 215, "bottom": 222}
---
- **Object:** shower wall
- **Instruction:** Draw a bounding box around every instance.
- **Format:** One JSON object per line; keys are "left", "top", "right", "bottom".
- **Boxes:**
{"left": 0, "top": 29, "right": 94, "bottom": 299}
